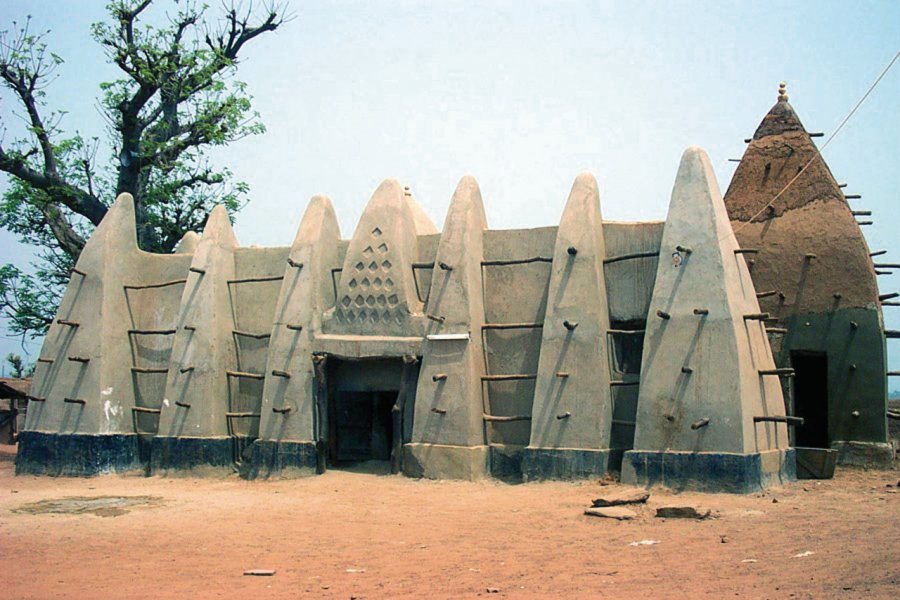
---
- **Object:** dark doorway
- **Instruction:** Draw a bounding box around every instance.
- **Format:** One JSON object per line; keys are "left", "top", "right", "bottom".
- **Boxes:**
{"left": 791, "top": 352, "right": 829, "bottom": 448}
{"left": 333, "top": 391, "right": 396, "bottom": 463}
{"left": 324, "top": 357, "right": 414, "bottom": 470}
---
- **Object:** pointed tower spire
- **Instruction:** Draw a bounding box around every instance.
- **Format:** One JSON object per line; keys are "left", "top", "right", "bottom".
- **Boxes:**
{"left": 406, "top": 175, "right": 490, "bottom": 480}
{"left": 622, "top": 148, "right": 794, "bottom": 493}
{"left": 153, "top": 204, "right": 239, "bottom": 474}
{"left": 724, "top": 86, "right": 890, "bottom": 466}
{"left": 19, "top": 195, "right": 146, "bottom": 474}
{"left": 322, "top": 179, "right": 428, "bottom": 338}
{"left": 522, "top": 172, "right": 615, "bottom": 480}
{"left": 244, "top": 195, "right": 342, "bottom": 479}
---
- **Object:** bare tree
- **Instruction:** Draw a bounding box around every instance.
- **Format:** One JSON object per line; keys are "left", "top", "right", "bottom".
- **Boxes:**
{"left": 0, "top": 1, "right": 289, "bottom": 337}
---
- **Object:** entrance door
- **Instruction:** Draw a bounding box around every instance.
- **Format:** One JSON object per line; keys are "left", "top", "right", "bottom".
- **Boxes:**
{"left": 791, "top": 352, "right": 829, "bottom": 448}
{"left": 334, "top": 391, "right": 397, "bottom": 463}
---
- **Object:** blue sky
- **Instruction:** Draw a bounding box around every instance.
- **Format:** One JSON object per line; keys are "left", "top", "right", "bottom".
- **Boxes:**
{"left": 1, "top": 0, "right": 898, "bottom": 373}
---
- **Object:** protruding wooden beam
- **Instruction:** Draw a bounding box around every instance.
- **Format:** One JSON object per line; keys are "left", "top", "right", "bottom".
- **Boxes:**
{"left": 481, "top": 256, "right": 553, "bottom": 267}
{"left": 227, "top": 275, "right": 284, "bottom": 285}
{"left": 759, "top": 368, "right": 795, "bottom": 377}
{"left": 225, "top": 370, "right": 265, "bottom": 380}
{"left": 744, "top": 313, "right": 770, "bottom": 321}
{"left": 482, "top": 414, "right": 531, "bottom": 422}
{"left": 128, "top": 328, "right": 177, "bottom": 335}
{"left": 233, "top": 330, "right": 271, "bottom": 339}
{"left": 481, "top": 374, "right": 537, "bottom": 381}
{"left": 603, "top": 250, "right": 658, "bottom": 265}
{"left": 482, "top": 322, "right": 543, "bottom": 330}
{"left": 753, "top": 415, "right": 804, "bottom": 426}
{"left": 124, "top": 278, "right": 187, "bottom": 291}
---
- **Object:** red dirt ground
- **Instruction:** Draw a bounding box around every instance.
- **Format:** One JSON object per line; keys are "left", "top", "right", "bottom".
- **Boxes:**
{"left": 1, "top": 445, "right": 897, "bottom": 599}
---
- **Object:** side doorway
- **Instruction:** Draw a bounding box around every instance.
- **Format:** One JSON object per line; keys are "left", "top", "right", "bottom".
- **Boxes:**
{"left": 791, "top": 351, "right": 829, "bottom": 448}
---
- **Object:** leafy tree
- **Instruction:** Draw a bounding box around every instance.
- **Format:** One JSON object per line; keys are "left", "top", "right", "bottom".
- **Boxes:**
{"left": 5, "top": 353, "right": 32, "bottom": 378}
{"left": 0, "top": 0, "right": 288, "bottom": 340}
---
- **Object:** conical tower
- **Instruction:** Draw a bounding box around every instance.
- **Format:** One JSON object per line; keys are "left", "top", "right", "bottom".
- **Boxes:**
{"left": 522, "top": 173, "right": 615, "bottom": 480}
{"left": 152, "top": 206, "right": 240, "bottom": 474}
{"left": 321, "top": 179, "right": 430, "bottom": 338}
{"left": 243, "top": 195, "right": 342, "bottom": 478}
{"left": 622, "top": 147, "right": 794, "bottom": 493}
{"left": 405, "top": 176, "right": 491, "bottom": 480}
{"left": 723, "top": 84, "right": 891, "bottom": 467}
{"left": 18, "top": 194, "right": 194, "bottom": 475}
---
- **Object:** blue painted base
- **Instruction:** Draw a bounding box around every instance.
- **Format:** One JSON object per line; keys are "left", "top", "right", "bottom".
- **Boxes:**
{"left": 621, "top": 448, "right": 796, "bottom": 493}
{"left": 489, "top": 444, "right": 525, "bottom": 483}
{"left": 240, "top": 440, "right": 319, "bottom": 480}
{"left": 521, "top": 448, "right": 611, "bottom": 482}
{"left": 16, "top": 431, "right": 142, "bottom": 477}
{"left": 150, "top": 436, "right": 235, "bottom": 475}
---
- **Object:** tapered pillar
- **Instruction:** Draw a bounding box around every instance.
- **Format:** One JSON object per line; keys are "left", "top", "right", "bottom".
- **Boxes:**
{"left": 17, "top": 194, "right": 173, "bottom": 475}
{"left": 152, "top": 206, "right": 239, "bottom": 474}
{"left": 622, "top": 147, "right": 794, "bottom": 493}
{"left": 404, "top": 176, "right": 490, "bottom": 480}
{"left": 322, "top": 178, "right": 428, "bottom": 340}
{"left": 242, "top": 196, "right": 341, "bottom": 478}
{"left": 522, "top": 173, "right": 614, "bottom": 480}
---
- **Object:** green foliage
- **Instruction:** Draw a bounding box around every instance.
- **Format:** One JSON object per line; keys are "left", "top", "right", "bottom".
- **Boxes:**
{"left": 5, "top": 353, "right": 32, "bottom": 378}
{"left": 0, "top": 1, "right": 287, "bottom": 338}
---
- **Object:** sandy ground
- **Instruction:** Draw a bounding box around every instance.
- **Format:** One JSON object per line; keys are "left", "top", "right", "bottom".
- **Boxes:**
{"left": 1, "top": 446, "right": 898, "bottom": 600}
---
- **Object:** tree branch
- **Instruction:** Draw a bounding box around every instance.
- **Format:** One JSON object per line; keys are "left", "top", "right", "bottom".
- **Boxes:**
{"left": 0, "top": 145, "right": 107, "bottom": 226}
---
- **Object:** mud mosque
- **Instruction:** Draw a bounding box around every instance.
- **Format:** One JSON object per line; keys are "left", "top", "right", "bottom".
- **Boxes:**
{"left": 16, "top": 85, "right": 895, "bottom": 492}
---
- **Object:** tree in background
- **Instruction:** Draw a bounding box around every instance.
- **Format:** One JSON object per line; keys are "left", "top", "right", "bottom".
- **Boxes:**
{"left": 4, "top": 353, "right": 32, "bottom": 378}
{"left": 0, "top": 0, "right": 288, "bottom": 340}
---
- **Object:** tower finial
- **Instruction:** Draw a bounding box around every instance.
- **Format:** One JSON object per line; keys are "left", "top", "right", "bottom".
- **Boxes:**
{"left": 778, "top": 81, "right": 789, "bottom": 102}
